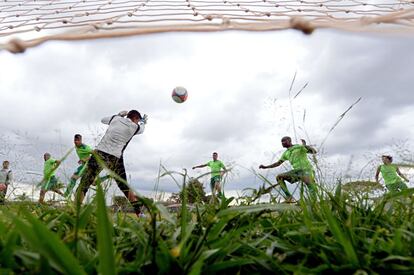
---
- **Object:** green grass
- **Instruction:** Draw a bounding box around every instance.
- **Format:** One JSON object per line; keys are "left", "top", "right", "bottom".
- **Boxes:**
{"left": 0, "top": 185, "right": 414, "bottom": 274}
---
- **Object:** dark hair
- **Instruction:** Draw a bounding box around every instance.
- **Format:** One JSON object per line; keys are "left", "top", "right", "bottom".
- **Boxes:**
{"left": 281, "top": 136, "right": 291, "bottom": 142}
{"left": 213, "top": 152, "right": 218, "bottom": 155}
{"left": 127, "top": 110, "right": 142, "bottom": 120}
{"left": 74, "top": 134, "right": 82, "bottom": 140}
{"left": 382, "top": 155, "right": 393, "bottom": 162}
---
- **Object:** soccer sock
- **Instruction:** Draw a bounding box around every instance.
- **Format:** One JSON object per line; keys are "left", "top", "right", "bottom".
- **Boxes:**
{"left": 64, "top": 178, "right": 77, "bottom": 197}
{"left": 277, "top": 179, "right": 292, "bottom": 198}
{"left": 400, "top": 181, "right": 408, "bottom": 190}
{"left": 131, "top": 200, "right": 143, "bottom": 215}
{"left": 99, "top": 175, "right": 111, "bottom": 182}
{"left": 217, "top": 191, "right": 225, "bottom": 200}
{"left": 306, "top": 183, "right": 317, "bottom": 199}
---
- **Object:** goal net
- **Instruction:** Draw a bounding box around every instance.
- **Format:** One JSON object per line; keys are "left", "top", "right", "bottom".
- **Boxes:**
{"left": 1, "top": 0, "right": 414, "bottom": 53}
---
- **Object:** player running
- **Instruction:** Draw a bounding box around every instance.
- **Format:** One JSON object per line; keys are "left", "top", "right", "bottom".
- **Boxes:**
{"left": 39, "top": 153, "right": 65, "bottom": 203}
{"left": 64, "top": 134, "right": 93, "bottom": 197}
{"left": 375, "top": 155, "right": 409, "bottom": 193}
{"left": 192, "top": 152, "right": 227, "bottom": 199}
{"left": 259, "top": 136, "right": 317, "bottom": 202}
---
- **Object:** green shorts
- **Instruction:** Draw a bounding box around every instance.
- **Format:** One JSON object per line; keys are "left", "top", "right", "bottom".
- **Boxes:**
{"left": 210, "top": 175, "right": 221, "bottom": 191}
{"left": 42, "top": 175, "right": 59, "bottom": 191}
{"left": 74, "top": 163, "right": 87, "bottom": 177}
{"left": 281, "top": 169, "right": 315, "bottom": 183}
{"left": 386, "top": 181, "right": 408, "bottom": 193}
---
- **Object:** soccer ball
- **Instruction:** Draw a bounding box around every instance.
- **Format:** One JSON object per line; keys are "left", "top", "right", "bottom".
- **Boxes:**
{"left": 172, "top": 86, "right": 188, "bottom": 103}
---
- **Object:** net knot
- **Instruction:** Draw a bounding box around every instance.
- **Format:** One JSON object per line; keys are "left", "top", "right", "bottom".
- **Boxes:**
{"left": 222, "top": 17, "right": 230, "bottom": 25}
{"left": 290, "top": 17, "right": 314, "bottom": 35}
{"left": 6, "top": 38, "right": 26, "bottom": 54}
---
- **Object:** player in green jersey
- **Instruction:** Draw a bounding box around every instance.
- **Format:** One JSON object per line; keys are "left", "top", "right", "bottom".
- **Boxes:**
{"left": 64, "top": 134, "right": 94, "bottom": 197}
{"left": 39, "top": 153, "right": 64, "bottom": 203}
{"left": 375, "top": 155, "right": 409, "bottom": 193}
{"left": 192, "top": 152, "right": 227, "bottom": 198}
{"left": 259, "top": 136, "right": 317, "bottom": 202}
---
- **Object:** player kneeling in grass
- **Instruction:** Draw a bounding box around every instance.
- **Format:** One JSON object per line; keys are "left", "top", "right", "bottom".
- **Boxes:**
{"left": 39, "top": 153, "right": 65, "bottom": 204}
{"left": 75, "top": 110, "right": 147, "bottom": 218}
{"left": 375, "top": 155, "right": 409, "bottom": 193}
{"left": 259, "top": 136, "right": 317, "bottom": 203}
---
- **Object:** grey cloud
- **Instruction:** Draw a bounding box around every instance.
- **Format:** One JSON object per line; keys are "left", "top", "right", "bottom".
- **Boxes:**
{"left": 90, "top": 33, "right": 195, "bottom": 67}
{"left": 291, "top": 31, "right": 414, "bottom": 156}
{"left": 306, "top": 32, "right": 414, "bottom": 107}
{"left": 1, "top": 30, "right": 413, "bottom": 198}
{"left": 180, "top": 82, "right": 271, "bottom": 143}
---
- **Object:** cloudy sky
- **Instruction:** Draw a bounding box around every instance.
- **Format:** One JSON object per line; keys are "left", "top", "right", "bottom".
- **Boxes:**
{"left": 1, "top": 29, "right": 413, "bottom": 200}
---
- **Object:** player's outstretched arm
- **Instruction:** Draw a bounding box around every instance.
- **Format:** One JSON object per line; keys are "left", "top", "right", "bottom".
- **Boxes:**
{"left": 259, "top": 160, "right": 284, "bottom": 169}
{"left": 141, "top": 114, "right": 148, "bottom": 124}
{"left": 118, "top": 110, "right": 128, "bottom": 117}
{"left": 375, "top": 166, "right": 381, "bottom": 183}
{"left": 396, "top": 167, "right": 409, "bottom": 182}
{"left": 101, "top": 116, "right": 114, "bottom": 125}
{"left": 220, "top": 165, "right": 228, "bottom": 177}
{"left": 192, "top": 164, "right": 208, "bottom": 170}
{"left": 101, "top": 111, "right": 127, "bottom": 124}
{"left": 301, "top": 139, "right": 317, "bottom": 154}
{"left": 6, "top": 170, "right": 13, "bottom": 183}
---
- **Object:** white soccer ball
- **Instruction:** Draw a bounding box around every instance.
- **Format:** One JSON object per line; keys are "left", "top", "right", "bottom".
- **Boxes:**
{"left": 172, "top": 86, "right": 188, "bottom": 103}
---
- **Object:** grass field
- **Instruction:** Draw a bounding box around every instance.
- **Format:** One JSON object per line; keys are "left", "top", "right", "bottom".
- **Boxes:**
{"left": 0, "top": 182, "right": 414, "bottom": 274}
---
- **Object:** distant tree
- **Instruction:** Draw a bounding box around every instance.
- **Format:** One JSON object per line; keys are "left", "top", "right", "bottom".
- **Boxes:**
{"left": 168, "top": 178, "right": 207, "bottom": 204}
{"left": 183, "top": 178, "right": 207, "bottom": 204}
{"left": 167, "top": 192, "right": 181, "bottom": 204}
{"left": 342, "top": 180, "right": 384, "bottom": 193}
{"left": 112, "top": 195, "right": 133, "bottom": 212}
{"left": 341, "top": 180, "right": 385, "bottom": 200}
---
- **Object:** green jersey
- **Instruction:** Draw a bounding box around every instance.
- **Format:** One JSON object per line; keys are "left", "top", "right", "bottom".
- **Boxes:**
{"left": 44, "top": 158, "right": 58, "bottom": 180}
{"left": 207, "top": 160, "right": 225, "bottom": 177}
{"left": 380, "top": 164, "right": 402, "bottom": 185}
{"left": 280, "top": 144, "right": 313, "bottom": 172}
{"left": 76, "top": 144, "right": 93, "bottom": 162}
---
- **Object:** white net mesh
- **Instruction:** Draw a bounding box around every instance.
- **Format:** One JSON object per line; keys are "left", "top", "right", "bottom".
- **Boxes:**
{"left": 1, "top": 0, "right": 414, "bottom": 53}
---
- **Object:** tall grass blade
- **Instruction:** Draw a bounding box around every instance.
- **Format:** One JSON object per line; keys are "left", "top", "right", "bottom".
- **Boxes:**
{"left": 293, "top": 82, "right": 308, "bottom": 99}
{"left": 9, "top": 210, "right": 86, "bottom": 275}
{"left": 218, "top": 203, "right": 299, "bottom": 217}
{"left": 96, "top": 183, "right": 116, "bottom": 275}
{"left": 319, "top": 97, "right": 362, "bottom": 149}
